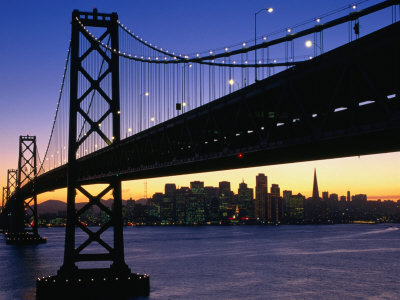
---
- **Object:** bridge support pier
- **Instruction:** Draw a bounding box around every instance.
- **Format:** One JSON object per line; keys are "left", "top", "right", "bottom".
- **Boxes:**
{"left": 36, "top": 180, "right": 149, "bottom": 299}
{"left": 37, "top": 8, "right": 148, "bottom": 298}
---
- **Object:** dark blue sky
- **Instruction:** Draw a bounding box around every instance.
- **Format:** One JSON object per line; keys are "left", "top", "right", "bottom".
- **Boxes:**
{"left": 0, "top": 0, "right": 394, "bottom": 188}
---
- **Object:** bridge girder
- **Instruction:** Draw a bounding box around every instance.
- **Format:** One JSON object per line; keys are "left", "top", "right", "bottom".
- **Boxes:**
{"left": 17, "top": 20, "right": 400, "bottom": 200}
{"left": 75, "top": 21, "right": 400, "bottom": 184}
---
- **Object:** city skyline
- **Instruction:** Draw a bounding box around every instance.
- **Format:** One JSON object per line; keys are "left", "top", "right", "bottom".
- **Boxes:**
{"left": 36, "top": 162, "right": 399, "bottom": 203}
{"left": 1, "top": 0, "right": 399, "bottom": 203}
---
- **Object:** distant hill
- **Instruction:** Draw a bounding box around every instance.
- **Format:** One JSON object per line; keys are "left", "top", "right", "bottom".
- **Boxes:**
{"left": 134, "top": 198, "right": 148, "bottom": 205}
{"left": 38, "top": 200, "right": 66, "bottom": 215}
{"left": 38, "top": 198, "right": 148, "bottom": 215}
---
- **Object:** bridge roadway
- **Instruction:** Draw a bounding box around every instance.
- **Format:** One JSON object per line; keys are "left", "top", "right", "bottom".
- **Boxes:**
{"left": 20, "top": 21, "right": 400, "bottom": 199}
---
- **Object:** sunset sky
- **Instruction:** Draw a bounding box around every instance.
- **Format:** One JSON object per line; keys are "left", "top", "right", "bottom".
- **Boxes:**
{"left": 0, "top": 0, "right": 399, "bottom": 203}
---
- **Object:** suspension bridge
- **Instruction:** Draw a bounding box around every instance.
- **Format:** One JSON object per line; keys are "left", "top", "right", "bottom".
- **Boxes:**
{"left": 1, "top": 0, "right": 400, "bottom": 298}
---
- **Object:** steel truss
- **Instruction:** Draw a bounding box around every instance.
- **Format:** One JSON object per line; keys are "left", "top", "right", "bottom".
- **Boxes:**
{"left": 7, "top": 169, "right": 17, "bottom": 198}
{"left": 17, "top": 135, "right": 39, "bottom": 234}
{"left": 60, "top": 8, "right": 128, "bottom": 276}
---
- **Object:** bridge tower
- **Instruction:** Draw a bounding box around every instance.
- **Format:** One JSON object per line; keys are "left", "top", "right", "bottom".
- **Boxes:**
{"left": 1, "top": 187, "right": 7, "bottom": 212}
{"left": 5, "top": 136, "right": 46, "bottom": 244}
{"left": 0, "top": 170, "right": 17, "bottom": 231}
{"left": 7, "top": 169, "right": 17, "bottom": 198}
{"left": 0, "top": 187, "right": 9, "bottom": 230}
{"left": 37, "top": 9, "right": 149, "bottom": 299}
{"left": 3, "top": 169, "right": 17, "bottom": 232}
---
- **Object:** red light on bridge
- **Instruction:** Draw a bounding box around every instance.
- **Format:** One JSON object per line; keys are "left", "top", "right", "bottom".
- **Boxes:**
{"left": 238, "top": 152, "right": 244, "bottom": 159}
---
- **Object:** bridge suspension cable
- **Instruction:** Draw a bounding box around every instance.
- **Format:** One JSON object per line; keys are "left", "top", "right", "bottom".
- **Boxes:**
{"left": 38, "top": 43, "right": 71, "bottom": 174}
{"left": 38, "top": 0, "right": 399, "bottom": 173}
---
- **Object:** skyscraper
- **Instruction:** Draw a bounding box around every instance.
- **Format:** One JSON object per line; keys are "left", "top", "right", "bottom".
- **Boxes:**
{"left": 255, "top": 173, "right": 267, "bottom": 219}
{"left": 270, "top": 184, "right": 280, "bottom": 197}
{"left": 190, "top": 181, "right": 204, "bottom": 193}
{"left": 322, "top": 191, "right": 329, "bottom": 201}
{"left": 238, "top": 181, "right": 254, "bottom": 218}
{"left": 286, "top": 193, "right": 305, "bottom": 223}
{"left": 165, "top": 184, "right": 176, "bottom": 198}
{"left": 218, "top": 181, "right": 231, "bottom": 196}
{"left": 218, "top": 181, "right": 233, "bottom": 220}
{"left": 312, "top": 168, "right": 320, "bottom": 200}
{"left": 269, "top": 184, "right": 282, "bottom": 222}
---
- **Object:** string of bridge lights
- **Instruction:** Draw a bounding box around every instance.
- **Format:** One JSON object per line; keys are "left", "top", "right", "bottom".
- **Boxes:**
{"left": 183, "top": 0, "right": 366, "bottom": 58}
{"left": 77, "top": 18, "right": 305, "bottom": 67}
{"left": 37, "top": 0, "right": 376, "bottom": 173}
{"left": 76, "top": 1, "right": 365, "bottom": 67}
{"left": 78, "top": 18, "right": 295, "bottom": 66}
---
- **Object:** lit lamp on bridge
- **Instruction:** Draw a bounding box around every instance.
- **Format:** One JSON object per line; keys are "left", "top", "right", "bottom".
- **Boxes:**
{"left": 305, "top": 40, "right": 313, "bottom": 48}
{"left": 254, "top": 7, "right": 273, "bottom": 82}
{"left": 305, "top": 39, "right": 323, "bottom": 59}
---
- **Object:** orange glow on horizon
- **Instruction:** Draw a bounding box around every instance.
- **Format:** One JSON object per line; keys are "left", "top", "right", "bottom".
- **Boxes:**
{"left": 36, "top": 152, "right": 400, "bottom": 204}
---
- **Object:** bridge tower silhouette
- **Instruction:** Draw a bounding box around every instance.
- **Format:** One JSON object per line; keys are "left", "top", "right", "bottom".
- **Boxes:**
{"left": 5, "top": 136, "right": 46, "bottom": 244}
{"left": 6, "top": 169, "right": 17, "bottom": 200}
{"left": 1, "top": 187, "right": 7, "bottom": 212}
{"left": 0, "top": 187, "right": 8, "bottom": 230}
{"left": 0, "top": 170, "right": 17, "bottom": 231}
{"left": 36, "top": 8, "right": 149, "bottom": 299}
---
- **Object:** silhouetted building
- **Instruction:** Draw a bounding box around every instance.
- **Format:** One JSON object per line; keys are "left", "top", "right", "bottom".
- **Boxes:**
{"left": 218, "top": 181, "right": 231, "bottom": 196}
{"left": 322, "top": 191, "right": 329, "bottom": 201}
{"left": 186, "top": 193, "right": 205, "bottom": 224}
{"left": 352, "top": 194, "right": 367, "bottom": 204}
{"left": 159, "top": 193, "right": 174, "bottom": 224}
{"left": 312, "top": 168, "right": 320, "bottom": 200}
{"left": 125, "top": 198, "right": 135, "bottom": 222}
{"left": 237, "top": 181, "right": 254, "bottom": 218}
{"left": 255, "top": 173, "right": 268, "bottom": 219}
{"left": 204, "top": 187, "right": 219, "bottom": 223}
{"left": 286, "top": 193, "right": 305, "bottom": 223}
{"left": 347, "top": 191, "right": 351, "bottom": 202}
{"left": 147, "top": 196, "right": 160, "bottom": 222}
{"left": 164, "top": 184, "right": 177, "bottom": 222}
{"left": 267, "top": 184, "right": 282, "bottom": 223}
{"left": 270, "top": 184, "right": 280, "bottom": 197}
{"left": 190, "top": 181, "right": 204, "bottom": 194}
{"left": 218, "top": 181, "right": 233, "bottom": 220}
{"left": 175, "top": 187, "right": 190, "bottom": 224}
{"left": 282, "top": 190, "right": 292, "bottom": 218}
{"left": 165, "top": 184, "right": 177, "bottom": 198}
{"left": 329, "top": 193, "right": 338, "bottom": 202}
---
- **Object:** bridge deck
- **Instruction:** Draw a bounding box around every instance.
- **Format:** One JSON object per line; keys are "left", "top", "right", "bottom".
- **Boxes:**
{"left": 21, "top": 21, "right": 400, "bottom": 198}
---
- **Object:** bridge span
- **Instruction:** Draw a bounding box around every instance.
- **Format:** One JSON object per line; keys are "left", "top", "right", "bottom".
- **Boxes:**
{"left": 20, "top": 20, "right": 400, "bottom": 199}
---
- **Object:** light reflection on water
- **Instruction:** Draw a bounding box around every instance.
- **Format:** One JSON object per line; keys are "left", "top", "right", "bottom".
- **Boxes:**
{"left": 0, "top": 224, "right": 399, "bottom": 299}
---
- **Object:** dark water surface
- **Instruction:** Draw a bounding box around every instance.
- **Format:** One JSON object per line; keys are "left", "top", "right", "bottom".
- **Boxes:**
{"left": 1, "top": 224, "right": 399, "bottom": 299}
